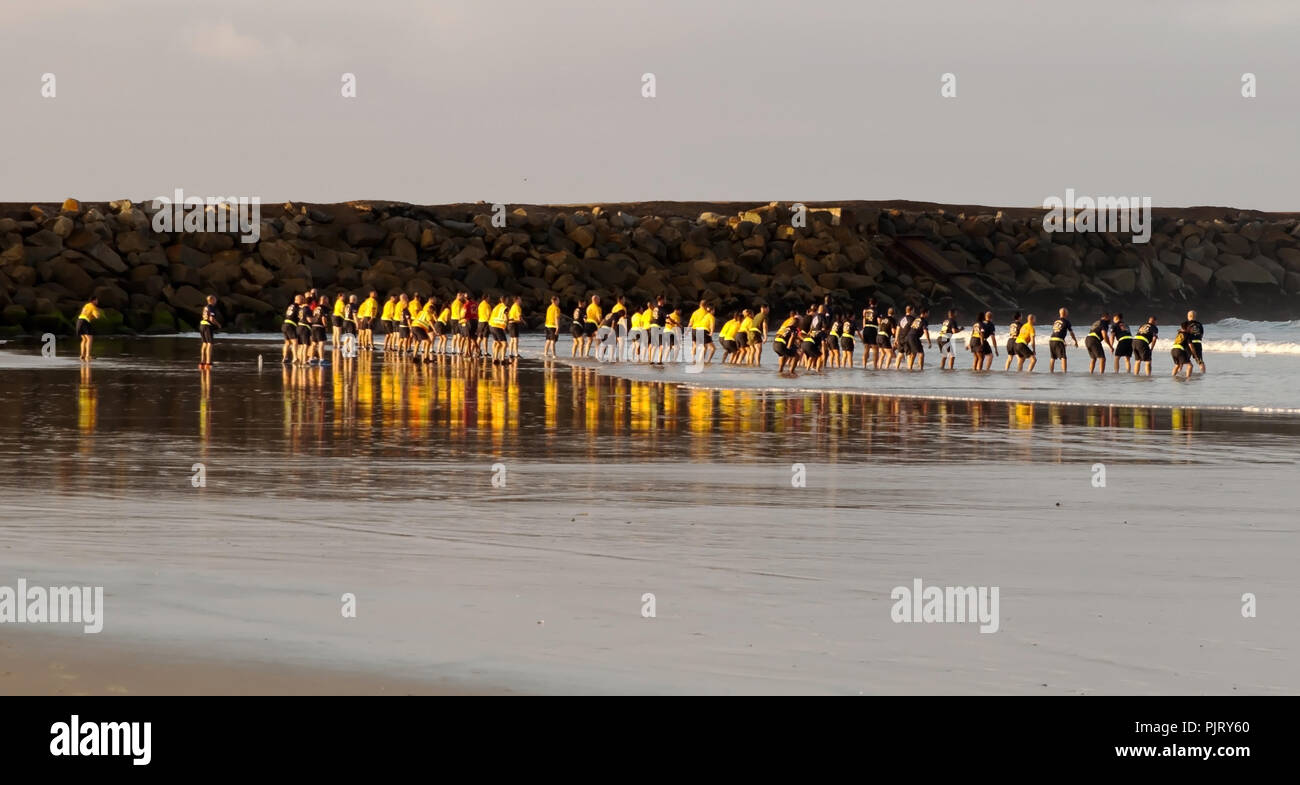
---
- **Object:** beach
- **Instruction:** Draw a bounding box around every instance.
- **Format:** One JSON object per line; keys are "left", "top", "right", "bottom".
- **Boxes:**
{"left": 0, "top": 333, "right": 1296, "bottom": 694}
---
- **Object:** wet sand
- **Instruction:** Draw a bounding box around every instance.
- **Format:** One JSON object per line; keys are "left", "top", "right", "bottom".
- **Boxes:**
{"left": 0, "top": 630, "right": 502, "bottom": 695}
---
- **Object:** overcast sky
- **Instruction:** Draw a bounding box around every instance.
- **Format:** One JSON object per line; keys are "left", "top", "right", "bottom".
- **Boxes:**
{"left": 2, "top": 1, "right": 1297, "bottom": 210}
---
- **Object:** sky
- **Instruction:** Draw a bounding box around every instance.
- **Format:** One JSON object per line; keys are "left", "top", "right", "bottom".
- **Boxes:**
{"left": 2, "top": 0, "right": 1298, "bottom": 210}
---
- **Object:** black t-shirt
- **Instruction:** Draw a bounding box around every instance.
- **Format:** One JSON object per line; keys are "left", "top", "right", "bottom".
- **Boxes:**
{"left": 862, "top": 307, "right": 876, "bottom": 325}
{"left": 1089, "top": 319, "right": 1109, "bottom": 338}
{"left": 980, "top": 320, "right": 996, "bottom": 340}
{"left": 909, "top": 316, "right": 928, "bottom": 337}
{"left": 1137, "top": 322, "right": 1158, "bottom": 340}
{"left": 877, "top": 315, "right": 894, "bottom": 336}
{"left": 1008, "top": 319, "right": 1022, "bottom": 342}
{"left": 1182, "top": 320, "right": 1203, "bottom": 341}
{"left": 940, "top": 318, "right": 960, "bottom": 336}
{"left": 1113, "top": 320, "right": 1130, "bottom": 338}
{"left": 1051, "top": 318, "right": 1071, "bottom": 340}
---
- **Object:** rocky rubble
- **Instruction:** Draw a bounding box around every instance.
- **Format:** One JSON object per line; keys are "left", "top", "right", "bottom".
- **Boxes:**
{"left": 2, "top": 198, "right": 1297, "bottom": 336}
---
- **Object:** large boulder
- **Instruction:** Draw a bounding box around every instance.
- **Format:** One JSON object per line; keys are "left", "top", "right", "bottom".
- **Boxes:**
{"left": 1215, "top": 259, "right": 1277, "bottom": 286}
{"left": 345, "top": 222, "right": 387, "bottom": 247}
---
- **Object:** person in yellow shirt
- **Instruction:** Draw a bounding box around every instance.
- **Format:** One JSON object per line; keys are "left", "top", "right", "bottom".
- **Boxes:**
{"left": 699, "top": 303, "right": 718, "bottom": 364}
{"left": 747, "top": 304, "right": 769, "bottom": 366}
{"left": 449, "top": 293, "right": 465, "bottom": 355}
{"left": 488, "top": 296, "right": 510, "bottom": 362}
{"left": 380, "top": 295, "right": 397, "bottom": 353}
{"left": 332, "top": 294, "right": 347, "bottom": 346}
{"left": 626, "top": 308, "right": 643, "bottom": 362}
{"left": 582, "top": 295, "right": 602, "bottom": 357}
{"left": 357, "top": 290, "right": 379, "bottom": 350}
{"left": 75, "top": 297, "right": 102, "bottom": 361}
{"left": 507, "top": 296, "right": 524, "bottom": 360}
{"left": 663, "top": 305, "right": 682, "bottom": 363}
{"left": 477, "top": 297, "right": 492, "bottom": 358}
{"left": 1014, "top": 313, "right": 1037, "bottom": 372}
{"left": 735, "top": 310, "right": 755, "bottom": 365}
{"left": 718, "top": 313, "right": 741, "bottom": 364}
{"left": 435, "top": 300, "right": 451, "bottom": 356}
{"left": 411, "top": 301, "right": 434, "bottom": 360}
{"left": 544, "top": 296, "right": 561, "bottom": 358}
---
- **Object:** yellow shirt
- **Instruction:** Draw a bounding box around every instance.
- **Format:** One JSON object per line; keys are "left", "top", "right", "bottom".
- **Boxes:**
{"left": 508, "top": 303, "right": 522, "bottom": 323}
{"left": 333, "top": 298, "right": 346, "bottom": 317}
{"left": 720, "top": 319, "right": 738, "bottom": 341}
{"left": 545, "top": 304, "right": 560, "bottom": 329}
{"left": 611, "top": 303, "right": 626, "bottom": 317}
{"left": 1017, "top": 323, "right": 1035, "bottom": 344}
{"left": 78, "top": 302, "right": 101, "bottom": 321}
{"left": 478, "top": 301, "right": 491, "bottom": 322}
{"left": 702, "top": 313, "right": 716, "bottom": 332}
{"left": 642, "top": 308, "right": 654, "bottom": 326}
{"left": 489, "top": 304, "right": 509, "bottom": 328}
{"left": 630, "top": 312, "right": 644, "bottom": 330}
{"left": 358, "top": 297, "right": 378, "bottom": 318}
{"left": 688, "top": 308, "right": 704, "bottom": 328}
{"left": 381, "top": 301, "right": 395, "bottom": 320}
{"left": 585, "top": 303, "right": 602, "bottom": 325}
{"left": 437, "top": 307, "right": 450, "bottom": 324}
{"left": 414, "top": 309, "right": 432, "bottom": 329}
{"left": 666, "top": 311, "right": 681, "bottom": 329}
{"left": 451, "top": 300, "right": 464, "bottom": 320}
{"left": 739, "top": 316, "right": 754, "bottom": 334}
{"left": 408, "top": 300, "right": 421, "bottom": 319}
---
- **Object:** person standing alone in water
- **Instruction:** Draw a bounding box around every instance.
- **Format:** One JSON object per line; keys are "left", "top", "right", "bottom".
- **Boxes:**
{"left": 199, "top": 295, "right": 222, "bottom": 367}
{"left": 75, "top": 297, "right": 101, "bottom": 361}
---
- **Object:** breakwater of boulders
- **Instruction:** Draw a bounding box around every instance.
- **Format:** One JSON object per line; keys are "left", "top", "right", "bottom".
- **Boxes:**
{"left": 2, "top": 198, "right": 1297, "bottom": 337}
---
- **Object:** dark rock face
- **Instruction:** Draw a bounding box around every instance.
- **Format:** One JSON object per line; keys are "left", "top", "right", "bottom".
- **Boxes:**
{"left": 2, "top": 199, "right": 1297, "bottom": 335}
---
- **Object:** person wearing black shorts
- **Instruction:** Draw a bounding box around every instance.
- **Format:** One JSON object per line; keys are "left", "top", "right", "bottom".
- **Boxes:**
{"left": 281, "top": 297, "right": 300, "bottom": 364}
{"left": 859, "top": 300, "right": 878, "bottom": 369}
{"left": 1084, "top": 311, "right": 1111, "bottom": 374}
{"left": 1170, "top": 327, "right": 1192, "bottom": 378}
{"left": 295, "top": 300, "right": 312, "bottom": 365}
{"left": 1181, "top": 310, "right": 1206, "bottom": 373}
{"left": 1047, "top": 308, "right": 1078, "bottom": 373}
{"left": 1111, "top": 313, "right": 1134, "bottom": 373}
{"left": 937, "top": 309, "right": 961, "bottom": 370}
{"left": 978, "top": 311, "right": 997, "bottom": 370}
{"left": 1133, "top": 317, "right": 1158, "bottom": 375}
{"left": 875, "top": 308, "right": 895, "bottom": 370}
{"left": 199, "top": 295, "right": 221, "bottom": 367}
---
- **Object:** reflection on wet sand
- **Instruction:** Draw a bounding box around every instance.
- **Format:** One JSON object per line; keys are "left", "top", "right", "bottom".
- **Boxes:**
{"left": 0, "top": 339, "right": 1290, "bottom": 505}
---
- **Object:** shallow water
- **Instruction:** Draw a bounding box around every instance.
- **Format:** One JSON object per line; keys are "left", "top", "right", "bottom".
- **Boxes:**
{"left": 0, "top": 334, "right": 1296, "bottom": 693}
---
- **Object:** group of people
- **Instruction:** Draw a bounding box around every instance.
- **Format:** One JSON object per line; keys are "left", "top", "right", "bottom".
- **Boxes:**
{"left": 278, "top": 289, "right": 531, "bottom": 366}
{"left": 71, "top": 288, "right": 1210, "bottom": 380}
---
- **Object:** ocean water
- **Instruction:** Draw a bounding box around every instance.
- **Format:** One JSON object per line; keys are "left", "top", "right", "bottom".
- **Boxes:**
{"left": 0, "top": 321, "right": 1296, "bottom": 693}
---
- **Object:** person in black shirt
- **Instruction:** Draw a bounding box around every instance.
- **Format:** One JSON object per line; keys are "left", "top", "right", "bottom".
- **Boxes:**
{"left": 860, "top": 299, "right": 878, "bottom": 369}
{"left": 977, "top": 311, "right": 997, "bottom": 370}
{"left": 1133, "top": 316, "right": 1158, "bottom": 375}
{"left": 199, "top": 295, "right": 222, "bottom": 367}
{"left": 1003, "top": 312, "right": 1023, "bottom": 371}
{"left": 1083, "top": 312, "right": 1111, "bottom": 374}
{"left": 876, "top": 308, "right": 896, "bottom": 369}
{"left": 1181, "top": 309, "right": 1206, "bottom": 374}
{"left": 1111, "top": 313, "right": 1133, "bottom": 373}
{"left": 1048, "top": 307, "right": 1079, "bottom": 373}
{"left": 904, "top": 308, "right": 932, "bottom": 370}
{"left": 938, "top": 309, "right": 961, "bottom": 370}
